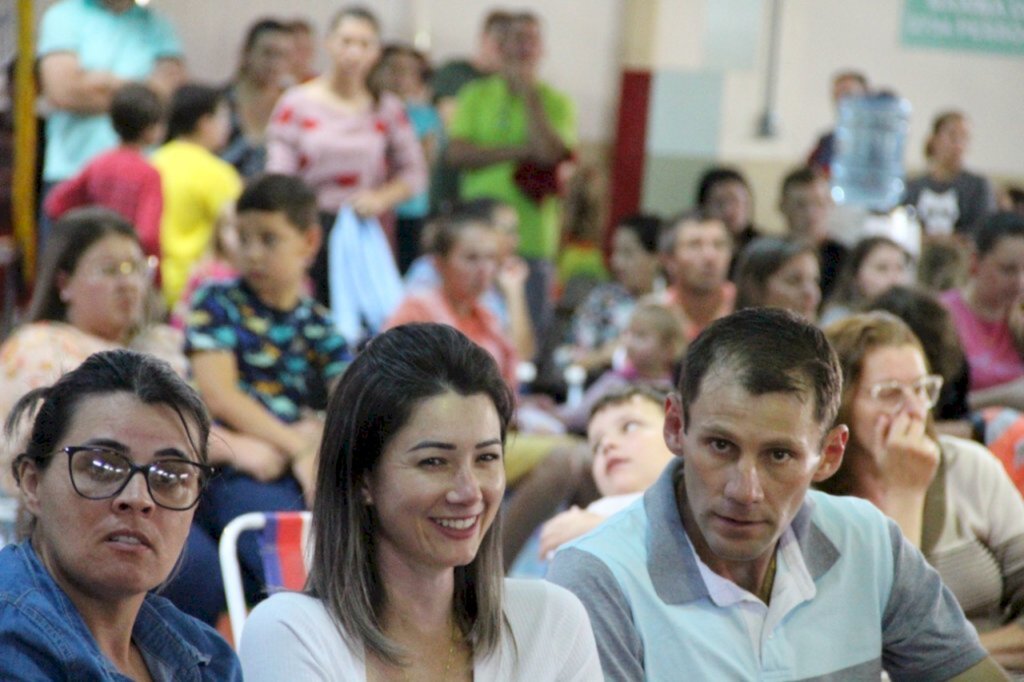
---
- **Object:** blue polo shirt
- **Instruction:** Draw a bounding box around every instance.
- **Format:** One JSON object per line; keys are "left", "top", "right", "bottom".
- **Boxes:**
{"left": 547, "top": 458, "right": 988, "bottom": 681}
{"left": 0, "top": 540, "right": 241, "bottom": 680}
{"left": 38, "top": 0, "right": 182, "bottom": 181}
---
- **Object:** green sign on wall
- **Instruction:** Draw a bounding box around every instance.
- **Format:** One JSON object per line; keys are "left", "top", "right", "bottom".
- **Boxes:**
{"left": 902, "top": 0, "right": 1024, "bottom": 55}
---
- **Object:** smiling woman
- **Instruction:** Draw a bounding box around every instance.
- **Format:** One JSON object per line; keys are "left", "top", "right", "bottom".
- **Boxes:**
{"left": 0, "top": 349, "right": 240, "bottom": 680}
{"left": 239, "top": 323, "right": 601, "bottom": 681}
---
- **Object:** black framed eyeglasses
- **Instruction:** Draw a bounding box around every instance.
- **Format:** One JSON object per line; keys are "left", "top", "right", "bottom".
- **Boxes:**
{"left": 63, "top": 446, "right": 214, "bottom": 511}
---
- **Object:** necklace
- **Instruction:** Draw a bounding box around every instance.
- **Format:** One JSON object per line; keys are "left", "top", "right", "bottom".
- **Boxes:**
{"left": 400, "top": 620, "right": 465, "bottom": 682}
{"left": 757, "top": 552, "right": 778, "bottom": 605}
{"left": 443, "top": 621, "right": 461, "bottom": 678}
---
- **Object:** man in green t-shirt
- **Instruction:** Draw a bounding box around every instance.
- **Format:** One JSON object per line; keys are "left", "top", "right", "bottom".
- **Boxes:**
{"left": 447, "top": 12, "right": 576, "bottom": 341}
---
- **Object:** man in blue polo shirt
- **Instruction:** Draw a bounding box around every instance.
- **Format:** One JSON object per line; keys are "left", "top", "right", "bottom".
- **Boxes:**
{"left": 37, "top": 0, "right": 185, "bottom": 205}
{"left": 548, "top": 308, "right": 1006, "bottom": 680}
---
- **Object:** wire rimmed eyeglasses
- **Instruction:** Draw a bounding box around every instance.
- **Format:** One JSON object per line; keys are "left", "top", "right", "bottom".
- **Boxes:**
{"left": 866, "top": 374, "right": 944, "bottom": 413}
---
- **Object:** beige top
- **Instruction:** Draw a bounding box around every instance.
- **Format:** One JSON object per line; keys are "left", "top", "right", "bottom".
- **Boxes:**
{"left": 924, "top": 435, "right": 1024, "bottom": 630}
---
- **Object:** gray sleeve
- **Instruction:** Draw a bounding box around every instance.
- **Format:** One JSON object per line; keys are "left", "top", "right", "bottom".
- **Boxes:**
{"left": 902, "top": 175, "right": 924, "bottom": 205}
{"left": 958, "top": 173, "right": 997, "bottom": 231}
{"left": 881, "top": 520, "right": 989, "bottom": 682}
{"left": 547, "top": 548, "right": 644, "bottom": 682}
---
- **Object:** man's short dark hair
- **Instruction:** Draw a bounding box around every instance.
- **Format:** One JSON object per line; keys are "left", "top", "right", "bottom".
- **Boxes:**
{"left": 974, "top": 211, "right": 1024, "bottom": 257}
{"left": 780, "top": 166, "right": 824, "bottom": 203}
{"left": 242, "top": 18, "right": 291, "bottom": 54}
{"left": 680, "top": 308, "right": 842, "bottom": 430}
{"left": 166, "top": 83, "right": 222, "bottom": 140}
{"left": 482, "top": 9, "right": 514, "bottom": 34}
{"left": 110, "top": 83, "right": 163, "bottom": 144}
{"left": 833, "top": 70, "right": 868, "bottom": 89}
{"left": 616, "top": 213, "right": 663, "bottom": 254}
{"left": 237, "top": 173, "right": 318, "bottom": 231}
{"left": 665, "top": 211, "right": 731, "bottom": 254}
{"left": 696, "top": 167, "right": 750, "bottom": 207}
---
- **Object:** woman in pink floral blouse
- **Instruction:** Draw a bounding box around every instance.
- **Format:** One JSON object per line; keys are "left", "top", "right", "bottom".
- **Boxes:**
{"left": 265, "top": 7, "right": 427, "bottom": 304}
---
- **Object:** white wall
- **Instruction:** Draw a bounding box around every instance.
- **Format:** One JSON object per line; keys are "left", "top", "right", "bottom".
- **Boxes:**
{"left": 151, "top": 0, "right": 623, "bottom": 144}
{"left": 718, "top": 0, "right": 1024, "bottom": 176}
{"left": 21, "top": 0, "right": 1023, "bottom": 175}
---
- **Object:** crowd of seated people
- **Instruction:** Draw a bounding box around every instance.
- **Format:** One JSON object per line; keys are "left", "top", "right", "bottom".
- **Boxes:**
{"left": 3, "top": 0, "right": 1024, "bottom": 679}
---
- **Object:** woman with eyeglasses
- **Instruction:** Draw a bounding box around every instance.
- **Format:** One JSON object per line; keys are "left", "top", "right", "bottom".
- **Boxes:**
{"left": 0, "top": 349, "right": 241, "bottom": 679}
{"left": 822, "top": 312, "right": 1024, "bottom": 670}
{"left": 0, "top": 208, "right": 179, "bottom": 465}
{"left": 0, "top": 207, "right": 263, "bottom": 626}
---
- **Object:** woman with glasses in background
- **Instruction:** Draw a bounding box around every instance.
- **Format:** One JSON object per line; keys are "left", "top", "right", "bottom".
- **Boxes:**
{"left": 822, "top": 312, "right": 1024, "bottom": 670}
{"left": 0, "top": 349, "right": 240, "bottom": 679}
{"left": 0, "top": 207, "right": 261, "bottom": 626}
{"left": 0, "top": 208, "right": 174, "bottom": 436}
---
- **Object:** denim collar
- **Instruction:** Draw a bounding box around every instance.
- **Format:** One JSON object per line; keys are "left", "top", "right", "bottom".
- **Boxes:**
{"left": 644, "top": 458, "right": 840, "bottom": 605}
{"left": 20, "top": 540, "right": 211, "bottom": 679}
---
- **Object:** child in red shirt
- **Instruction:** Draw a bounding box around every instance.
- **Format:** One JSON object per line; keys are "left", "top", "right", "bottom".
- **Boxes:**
{"left": 44, "top": 83, "right": 165, "bottom": 260}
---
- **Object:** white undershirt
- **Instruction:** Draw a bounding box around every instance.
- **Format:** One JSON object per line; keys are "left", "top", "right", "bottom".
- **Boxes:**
{"left": 683, "top": 526, "right": 818, "bottom": 662}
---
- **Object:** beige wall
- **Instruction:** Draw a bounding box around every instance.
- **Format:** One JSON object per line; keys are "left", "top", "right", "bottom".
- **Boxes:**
{"left": 21, "top": 0, "right": 1023, "bottom": 228}
{"left": 638, "top": 0, "right": 1024, "bottom": 228}
{"left": 149, "top": 0, "right": 623, "bottom": 144}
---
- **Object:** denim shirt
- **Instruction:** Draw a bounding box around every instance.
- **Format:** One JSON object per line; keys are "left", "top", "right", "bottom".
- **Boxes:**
{"left": 0, "top": 540, "right": 241, "bottom": 681}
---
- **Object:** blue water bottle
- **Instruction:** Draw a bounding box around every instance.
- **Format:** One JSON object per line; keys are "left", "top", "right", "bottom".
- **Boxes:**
{"left": 831, "top": 93, "right": 911, "bottom": 212}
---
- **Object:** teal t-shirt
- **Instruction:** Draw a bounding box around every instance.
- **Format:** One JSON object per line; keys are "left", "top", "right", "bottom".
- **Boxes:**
{"left": 38, "top": 0, "right": 182, "bottom": 181}
{"left": 449, "top": 75, "right": 576, "bottom": 259}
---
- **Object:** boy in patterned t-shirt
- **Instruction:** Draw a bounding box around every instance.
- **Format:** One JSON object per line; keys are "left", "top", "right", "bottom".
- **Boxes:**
{"left": 186, "top": 174, "right": 349, "bottom": 604}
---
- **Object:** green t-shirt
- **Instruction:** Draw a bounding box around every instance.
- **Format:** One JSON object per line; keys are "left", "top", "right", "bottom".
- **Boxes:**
{"left": 449, "top": 75, "right": 576, "bottom": 259}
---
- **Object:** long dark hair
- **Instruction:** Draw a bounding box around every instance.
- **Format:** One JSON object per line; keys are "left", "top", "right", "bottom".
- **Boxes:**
{"left": 307, "top": 323, "right": 514, "bottom": 666}
{"left": 8, "top": 349, "right": 211, "bottom": 535}
{"left": 27, "top": 207, "right": 139, "bottom": 324}
{"left": 826, "top": 235, "right": 909, "bottom": 309}
{"left": 735, "top": 236, "right": 818, "bottom": 310}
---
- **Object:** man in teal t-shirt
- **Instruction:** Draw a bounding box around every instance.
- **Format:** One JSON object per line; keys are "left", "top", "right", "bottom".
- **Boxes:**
{"left": 38, "top": 0, "right": 185, "bottom": 185}
{"left": 447, "top": 12, "right": 576, "bottom": 340}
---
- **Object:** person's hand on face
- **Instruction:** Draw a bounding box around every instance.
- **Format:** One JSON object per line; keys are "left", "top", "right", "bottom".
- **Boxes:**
{"left": 495, "top": 255, "right": 528, "bottom": 295}
{"left": 503, "top": 60, "right": 535, "bottom": 95}
{"left": 538, "top": 505, "right": 604, "bottom": 559}
{"left": 873, "top": 409, "right": 940, "bottom": 496}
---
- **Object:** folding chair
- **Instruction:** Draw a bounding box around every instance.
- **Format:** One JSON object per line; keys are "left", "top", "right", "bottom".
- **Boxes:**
{"left": 218, "top": 510, "right": 312, "bottom": 645}
{"left": 0, "top": 497, "right": 18, "bottom": 548}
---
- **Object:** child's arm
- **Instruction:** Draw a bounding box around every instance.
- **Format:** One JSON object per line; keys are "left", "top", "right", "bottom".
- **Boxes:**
{"left": 43, "top": 171, "right": 89, "bottom": 219}
{"left": 539, "top": 506, "right": 605, "bottom": 559}
{"left": 133, "top": 167, "right": 163, "bottom": 260}
{"left": 191, "top": 351, "right": 318, "bottom": 468}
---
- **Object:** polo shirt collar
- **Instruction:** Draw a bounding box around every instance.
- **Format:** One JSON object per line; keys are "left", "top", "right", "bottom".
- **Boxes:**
{"left": 644, "top": 458, "right": 841, "bottom": 605}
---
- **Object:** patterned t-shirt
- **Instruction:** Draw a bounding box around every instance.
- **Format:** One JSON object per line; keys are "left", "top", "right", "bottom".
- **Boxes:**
{"left": 185, "top": 280, "right": 350, "bottom": 422}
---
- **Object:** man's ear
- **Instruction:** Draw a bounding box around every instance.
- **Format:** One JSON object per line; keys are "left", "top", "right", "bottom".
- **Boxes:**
{"left": 813, "top": 424, "right": 848, "bottom": 483}
{"left": 663, "top": 393, "right": 686, "bottom": 457}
